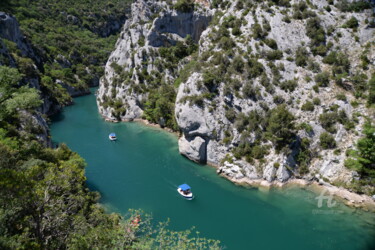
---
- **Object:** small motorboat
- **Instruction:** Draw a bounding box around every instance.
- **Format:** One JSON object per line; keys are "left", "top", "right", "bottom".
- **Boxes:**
{"left": 177, "top": 184, "right": 193, "bottom": 200}
{"left": 109, "top": 133, "right": 117, "bottom": 141}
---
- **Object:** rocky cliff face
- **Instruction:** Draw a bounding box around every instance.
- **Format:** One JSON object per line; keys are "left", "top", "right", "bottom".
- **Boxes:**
{"left": 61, "top": 11, "right": 126, "bottom": 38}
{"left": 98, "top": 0, "right": 374, "bottom": 189}
{"left": 0, "top": 12, "right": 90, "bottom": 115}
{"left": 97, "top": 0, "right": 212, "bottom": 121}
{"left": 0, "top": 12, "right": 42, "bottom": 65}
{"left": 0, "top": 12, "right": 51, "bottom": 145}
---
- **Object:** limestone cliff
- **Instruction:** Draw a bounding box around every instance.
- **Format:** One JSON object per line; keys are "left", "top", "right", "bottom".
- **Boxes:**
{"left": 97, "top": 0, "right": 212, "bottom": 121}
{"left": 98, "top": 0, "right": 374, "bottom": 193}
{"left": 175, "top": 0, "right": 375, "bottom": 186}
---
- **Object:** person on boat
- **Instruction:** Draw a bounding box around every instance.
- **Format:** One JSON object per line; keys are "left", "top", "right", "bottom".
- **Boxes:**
{"left": 127, "top": 215, "right": 141, "bottom": 233}
{"left": 131, "top": 215, "right": 141, "bottom": 227}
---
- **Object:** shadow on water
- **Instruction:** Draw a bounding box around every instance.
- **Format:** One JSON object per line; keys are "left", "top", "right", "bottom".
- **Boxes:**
{"left": 50, "top": 112, "right": 65, "bottom": 123}
{"left": 86, "top": 180, "right": 107, "bottom": 199}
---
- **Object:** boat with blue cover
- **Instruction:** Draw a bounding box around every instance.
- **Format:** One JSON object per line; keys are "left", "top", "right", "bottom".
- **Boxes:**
{"left": 109, "top": 133, "right": 117, "bottom": 141}
{"left": 177, "top": 184, "right": 193, "bottom": 200}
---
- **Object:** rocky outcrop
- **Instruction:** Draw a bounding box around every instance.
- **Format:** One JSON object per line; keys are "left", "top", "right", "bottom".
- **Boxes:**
{"left": 18, "top": 110, "right": 51, "bottom": 147}
{"left": 0, "top": 39, "right": 16, "bottom": 67}
{"left": 0, "top": 12, "right": 41, "bottom": 65}
{"left": 179, "top": 136, "right": 206, "bottom": 163}
{"left": 60, "top": 11, "right": 126, "bottom": 38}
{"left": 149, "top": 11, "right": 211, "bottom": 47}
{"left": 97, "top": 0, "right": 212, "bottom": 121}
{"left": 56, "top": 79, "right": 91, "bottom": 97}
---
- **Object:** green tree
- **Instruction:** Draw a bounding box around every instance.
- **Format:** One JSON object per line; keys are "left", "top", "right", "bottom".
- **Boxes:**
{"left": 345, "top": 122, "right": 375, "bottom": 176}
{"left": 0, "top": 66, "right": 22, "bottom": 104}
{"left": 343, "top": 17, "right": 359, "bottom": 29}
{"left": 319, "top": 132, "right": 336, "bottom": 149}
{"left": 4, "top": 86, "right": 42, "bottom": 114}
{"left": 266, "top": 104, "right": 295, "bottom": 150}
{"left": 174, "top": 0, "right": 195, "bottom": 12}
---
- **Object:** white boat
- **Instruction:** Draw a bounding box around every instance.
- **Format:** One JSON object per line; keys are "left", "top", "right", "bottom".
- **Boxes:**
{"left": 109, "top": 133, "right": 117, "bottom": 141}
{"left": 177, "top": 184, "right": 193, "bottom": 200}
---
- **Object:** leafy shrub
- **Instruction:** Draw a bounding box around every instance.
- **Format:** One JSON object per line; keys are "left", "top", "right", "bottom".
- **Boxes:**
{"left": 225, "top": 109, "right": 236, "bottom": 123}
{"left": 138, "top": 36, "right": 145, "bottom": 46}
{"left": 297, "top": 137, "right": 312, "bottom": 174}
{"left": 110, "top": 61, "right": 123, "bottom": 75}
{"left": 265, "top": 50, "right": 283, "bottom": 61}
{"left": 174, "top": 0, "right": 194, "bottom": 12}
{"left": 336, "top": 93, "right": 347, "bottom": 101}
{"left": 344, "top": 122, "right": 375, "bottom": 190}
{"left": 315, "top": 71, "right": 330, "bottom": 87}
{"left": 247, "top": 58, "right": 264, "bottom": 79}
{"left": 295, "top": 47, "right": 309, "bottom": 67}
{"left": 292, "top": 2, "right": 316, "bottom": 20}
{"left": 266, "top": 104, "right": 295, "bottom": 150}
{"left": 251, "top": 145, "right": 268, "bottom": 159}
{"left": 306, "top": 17, "right": 327, "bottom": 56}
{"left": 143, "top": 84, "right": 178, "bottom": 129}
{"left": 313, "top": 97, "right": 321, "bottom": 105}
{"left": 301, "top": 101, "right": 314, "bottom": 111}
{"left": 319, "top": 112, "right": 338, "bottom": 133}
{"left": 273, "top": 95, "right": 285, "bottom": 104}
{"left": 298, "top": 122, "right": 313, "bottom": 133}
{"left": 368, "top": 75, "right": 375, "bottom": 105}
{"left": 218, "top": 36, "right": 236, "bottom": 49}
{"left": 343, "top": 17, "right": 359, "bottom": 29}
{"left": 202, "top": 70, "right": 221, "bottom": 92}
{"left": 336, "top": 0, "right": 371, "bottom": 12}
{"left": 280, "top": 80, "right": 297, "bottom": 92}
{"left": 235, "top": 113, "right": 250, "bottom": 133}
{"left": 271, "top": 0, "right": 291, "bottom": 7}
{"left": 264, "top": 39, "right": 278, "bottom": 50}
{"left": 320, "top": 132, "right": 337, "bottom": 149}
{"left": 252, "top": 23, "right": 266, "bottom": 40}
{"left": 323, "top": 51, "right": 350, "bottom": 76}
{"left": 159, "top": 37, "right": 197, "bottom": 64}
{"left": 232, "top": 56, "right": 244, "bottom": 73}
{"left": 242, "top": 82, "right": 257, "bottom": 100}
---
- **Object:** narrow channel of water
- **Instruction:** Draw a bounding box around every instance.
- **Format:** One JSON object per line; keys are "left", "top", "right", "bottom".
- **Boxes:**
{"left": 50, "top": 91, "right": 375, "bottom": 250}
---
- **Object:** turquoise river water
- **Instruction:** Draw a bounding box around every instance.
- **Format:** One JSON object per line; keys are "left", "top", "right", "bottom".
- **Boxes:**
{"left": 50, "top": 91, "right": 375, "bottom": 250}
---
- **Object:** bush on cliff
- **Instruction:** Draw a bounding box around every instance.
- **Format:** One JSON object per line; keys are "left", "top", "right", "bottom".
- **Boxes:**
{"left": 174, "top": 0, "right": 195, "bottom": 12}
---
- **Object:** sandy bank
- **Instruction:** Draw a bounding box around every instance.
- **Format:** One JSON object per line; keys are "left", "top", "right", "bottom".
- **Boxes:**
{"left": 224, "top": 175, "right": 375, "bottom": 212}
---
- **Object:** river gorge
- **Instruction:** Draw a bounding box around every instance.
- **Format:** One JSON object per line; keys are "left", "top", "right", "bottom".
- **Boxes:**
{"left": 50, "top": 90, "right": 375, "bottom": 250}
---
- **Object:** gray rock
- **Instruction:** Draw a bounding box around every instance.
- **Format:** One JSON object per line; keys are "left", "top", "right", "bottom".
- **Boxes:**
{"left": 56, "top": 79, "right": 90, "bottom": 97}
{"left": 179, "top": 136, "right": 206, "bottom": 163}
{"left": 97, "top": 0, "right": 212, "bottom": 121}
{"left": 263, "top": 165, "right": 276, "bottom": 182}
{"left": 276, "top": 164, "right": 291, "bottom": 182}
{"left": 0, "top": 12, "right": 41, "bottom": 64}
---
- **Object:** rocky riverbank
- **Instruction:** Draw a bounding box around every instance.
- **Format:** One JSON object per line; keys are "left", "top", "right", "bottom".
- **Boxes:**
{"left": 97, "top": 0, "right": 375, "bottom": 205}
{"left": 224, "top": 175, "right": 375, "bottom": 211}
{"left": 100, "top": 112, "right": 375, "bottom": 212}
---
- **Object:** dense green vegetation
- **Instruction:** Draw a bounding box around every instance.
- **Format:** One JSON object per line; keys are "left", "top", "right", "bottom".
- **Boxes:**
{"left": 232, "top": 104, "right": 295, "bottom": 162}
{"left": 0, "top": 0, "right": 221, "bottom": 247}
{"left": 174, "top": 0, "right": 195, "bottom": 12}
{"left": 143, "top": 84, "right": 179, "bottom": 130}
{"left": 0, "top": 0, "right": 128, "bottom": 108}
{"left": 0, "top": 66, "right": 221, "bottom": 248}
{"left": 344, "top": 121, "right": 375, "bottom": 195}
